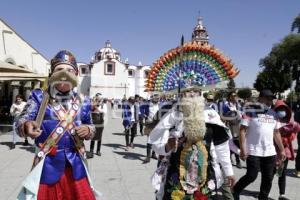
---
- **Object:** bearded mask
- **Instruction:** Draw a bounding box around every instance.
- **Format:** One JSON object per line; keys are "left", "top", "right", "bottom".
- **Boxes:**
{"left": 180, "top": 96, "right": 206, "bottom": 144}
{"left": 48, "top": 69, "right": 78, "bottom": 91}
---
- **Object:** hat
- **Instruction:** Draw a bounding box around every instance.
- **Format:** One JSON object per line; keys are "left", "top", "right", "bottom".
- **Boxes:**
{"left": 206, "top": 94, "right": 214, "bottom": 100}
{"left": 51, "top": 50, "right": 78, "bottom": 74}
{"left": 259, "top": 89, "right": 275, "bottom": 98}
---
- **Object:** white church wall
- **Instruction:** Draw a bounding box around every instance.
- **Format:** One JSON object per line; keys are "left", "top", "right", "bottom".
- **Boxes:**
{"left": 90, "top": 59, "right": 129, "bottom": 99}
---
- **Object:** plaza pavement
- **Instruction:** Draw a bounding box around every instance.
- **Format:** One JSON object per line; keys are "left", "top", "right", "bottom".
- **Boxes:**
{"left": 0, "top": 107, "right": 300, "bottom": 200}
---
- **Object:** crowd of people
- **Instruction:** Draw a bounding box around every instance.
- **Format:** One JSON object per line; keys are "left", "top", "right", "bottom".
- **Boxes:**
{"left": 117, "top": 89, "right": 300, "bottom": 200}
{"left": 7, "top": 49, "right": 300, "bottom": 200}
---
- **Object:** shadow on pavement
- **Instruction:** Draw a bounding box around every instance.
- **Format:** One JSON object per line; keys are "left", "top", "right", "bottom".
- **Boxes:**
{"left": 19, "top": 146, "right": 35, "bottom": 153}
{"left": 240, "top": 189, "right": 275, "bottom": 200}
{"left": 113, "top": 151, "right": 145, "bottom": 161}
{"left": 131, "top": 143, "right": 146, "bottom": 149}
{"left": 112, "top": 132, "right": 125, "bottom": 136}
{"left": 102, "top": 143, "right": 127, "bottom": 151}
{"left": 0, "top": 141, "right": 25, "bottom": 149}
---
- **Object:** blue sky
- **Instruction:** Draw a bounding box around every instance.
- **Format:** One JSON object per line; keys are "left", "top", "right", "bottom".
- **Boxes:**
{"left": 1, "top": 0, "right": 299, "bottom": 87}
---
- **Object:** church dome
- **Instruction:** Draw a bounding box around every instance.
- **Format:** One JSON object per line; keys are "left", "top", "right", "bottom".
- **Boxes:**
{"left": 94, "top": 40, "right": 121, "bottom": 62}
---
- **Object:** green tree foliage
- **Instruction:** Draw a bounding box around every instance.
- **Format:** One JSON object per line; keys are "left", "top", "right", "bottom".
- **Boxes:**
{"left": 254, "top": 34, "right": 300, "bottom": 94}
{"left": 214, "top": 89, "right": 228, "bottom": 101}
{"left": 237, "top": 88, "right": 252, "bottom": 100}
{"left": 292, "top": 13, "right": 300, "bottom": 33}
{"left": 287, "top": 91, "right": 298, "bottom": 103}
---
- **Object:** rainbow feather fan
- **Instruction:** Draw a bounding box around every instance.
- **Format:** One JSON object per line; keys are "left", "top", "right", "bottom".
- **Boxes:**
{"left": 145, "top": 42, "right": 239, "bottom": 92}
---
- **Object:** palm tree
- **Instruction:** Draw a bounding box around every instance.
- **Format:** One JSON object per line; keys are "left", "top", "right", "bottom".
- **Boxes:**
{"left": 291, "top": 14, "right": 300, "bottom": 33}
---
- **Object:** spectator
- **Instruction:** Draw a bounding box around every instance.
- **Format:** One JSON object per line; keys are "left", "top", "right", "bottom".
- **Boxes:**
{"left": 9, "top": 94, "right": 28, "bottom": 149}
{"left": 273, "top": 100, "right": 300, "bottom": 200}
{"left": 222, "top": 92, "right": 242, "bottom": 168}
{"left": 233, "top": 89, "right": 286, "bottom": 200}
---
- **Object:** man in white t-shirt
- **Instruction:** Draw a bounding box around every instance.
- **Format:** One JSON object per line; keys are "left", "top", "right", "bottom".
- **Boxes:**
{"left": 233, "top": 89, "right": 286, "bottom": 200}
{"left": 10, "top": 94, "right": 27, "bottom": 149}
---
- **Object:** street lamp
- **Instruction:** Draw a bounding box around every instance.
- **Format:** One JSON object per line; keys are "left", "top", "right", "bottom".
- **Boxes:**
{"left": 120, "top": 83, "right": 129, "bottom": 98}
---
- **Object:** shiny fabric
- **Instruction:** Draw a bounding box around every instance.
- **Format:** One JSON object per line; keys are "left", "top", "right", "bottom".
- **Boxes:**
{"left": 17, "top": 89, "right": 93, "bottom": 184}
{"left": 50, "top": 50, "right": 78, "bottom": 73}
{"left": 37, "top": 166, "right": 96, "bottom": 200}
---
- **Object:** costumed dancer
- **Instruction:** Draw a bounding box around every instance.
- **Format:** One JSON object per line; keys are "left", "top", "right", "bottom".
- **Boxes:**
{"left": 16, "top": 50, "right": 100, "bottom": 200}
{"left": 149, "top": 89, "right": 235, "bottom": 200}
{"left": 10, "top": 94, "right": 28, "bottom": 149}
{"left": 144, "top": 41, "right": 240, "bottom": 200}
{"left": 122, "top": 96, "right": 138, "bottom": 150}
{"left": 87, "top": 93, "right": 107, "bottom": 158}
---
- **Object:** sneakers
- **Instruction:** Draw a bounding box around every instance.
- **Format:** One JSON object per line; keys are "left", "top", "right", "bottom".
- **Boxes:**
{"left": 130, "top": 143, "right": 134, "bottom": 149}
{"left": 95, "top": 151, "right": 102, "bottom": 156}
{"left": 279, "top": 194, "right": 290, "bottom": 200}
{"left": 143, "top": 157, "right": 151, "bottom": 163}
{"left": 296, "top": 171, "right": 300, "bottom": 178}
{"left": 86, "top": 151, "right": 94, "bottom": 159}
{"left": 125, "top": 146, "right": 130, "bottom": 151}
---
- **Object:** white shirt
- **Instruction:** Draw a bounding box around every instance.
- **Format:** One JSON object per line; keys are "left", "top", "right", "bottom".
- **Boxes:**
{"left": 10, "top": 101, "right": 27, "bottom": 117}
{"left": 146, "top": 102, "right": 160, "bottom": 123}
{"left": 130, "top": 105, "right": 135, "bottom": 122}
{"left": 241, "top": 109, "right": 280, "bottom": 157}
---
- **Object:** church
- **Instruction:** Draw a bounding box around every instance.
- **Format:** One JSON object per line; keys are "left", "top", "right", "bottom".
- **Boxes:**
{"left": 77, "top": 17, "right": 227, "bottom": 99}
{"left": 78, "top": 40, "right": 150, "bottom": 99}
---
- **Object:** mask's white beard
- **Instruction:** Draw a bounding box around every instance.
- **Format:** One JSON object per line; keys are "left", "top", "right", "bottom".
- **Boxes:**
{"left": 180, "top": 96, "right": 206, "bottom": 144}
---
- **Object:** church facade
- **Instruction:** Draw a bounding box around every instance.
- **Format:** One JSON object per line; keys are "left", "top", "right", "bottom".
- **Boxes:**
{"left": 78, "top": 40, "right": 150, "bottom": 99}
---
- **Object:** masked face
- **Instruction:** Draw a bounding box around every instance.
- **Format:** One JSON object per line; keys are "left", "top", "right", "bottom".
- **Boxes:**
{"left": 49, "top": 64, "right": 78, "bottom": 93}
{"left": 277, "top": 110, "right": 287, "bottom": 119}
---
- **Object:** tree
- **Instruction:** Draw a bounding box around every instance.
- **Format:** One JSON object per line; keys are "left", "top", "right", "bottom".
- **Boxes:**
{"left": 237, "top": 88, "right": 252, "bottom": 100}
{"left": 254, "top": 34, "right": 300, "bottom": 94}
{"left": 214, "top": 89, "right": 228, "bottom": 101}
{"left": 227, "top": 78, "right": 236, "bottom": 90}
{"left": 287, "top": 91, "right": 298, "bottom": 103}
{"left": 292, "top": 13, "right": 300, "bottom": 33}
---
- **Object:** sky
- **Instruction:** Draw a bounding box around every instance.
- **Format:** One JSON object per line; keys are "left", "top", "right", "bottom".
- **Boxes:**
{"left": 1, "top": 0, "right": 299, "bottom": 87}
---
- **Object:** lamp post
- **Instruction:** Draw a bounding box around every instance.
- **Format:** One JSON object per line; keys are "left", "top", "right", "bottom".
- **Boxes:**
{"left": 121, "top": 83, "right": 128, "bottom": 98}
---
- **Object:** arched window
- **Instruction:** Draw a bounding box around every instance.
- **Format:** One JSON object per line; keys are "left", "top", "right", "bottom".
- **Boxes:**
{"left": 128, "top": 69, "right": 135, "bottom": 77}
{"left": 5, "top": 58, "right": 16, "bottom": 65}
{"left": 144, "top": 70, "right": 149, "bottom": 78}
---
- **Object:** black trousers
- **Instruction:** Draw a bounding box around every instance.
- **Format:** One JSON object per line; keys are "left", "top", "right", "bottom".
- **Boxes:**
{"left": 278, "top": 159, "right": 289, "bottom": 195}
{"left": 296, "top": 132, "right": 300, "bottom": 171}
{"left": 125, "top": 122, "right": 137, "bottom": 146}
{"left": 139, "top": 117, "right": 144, "bottom": 135}
{"left": 233, "top": 155, "right": 276, "bottom": 200}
